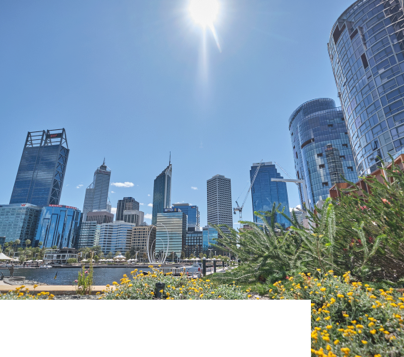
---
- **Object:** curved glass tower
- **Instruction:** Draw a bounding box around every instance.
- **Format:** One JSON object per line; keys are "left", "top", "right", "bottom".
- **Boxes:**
{"left": 328, "top": 0, "right": 404, "bottom": 175}
{"left": 289, "top": 99, "right": 358, "bottom": 208}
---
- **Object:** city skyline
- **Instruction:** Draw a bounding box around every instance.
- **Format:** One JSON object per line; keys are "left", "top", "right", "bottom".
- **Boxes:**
{"left": 0, "top": 0, "right": 360, "bottom": 226}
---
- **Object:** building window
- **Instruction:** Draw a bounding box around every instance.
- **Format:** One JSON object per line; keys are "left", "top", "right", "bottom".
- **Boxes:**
{"left": 328, "top": 124, "right": 333, "bottom": 127}
{"left": 317, "top": 153, "right": 323, "bottom": 157}
{"left": 342, "top": 144, "right": 348, "bottom": 147}
{"left": 322, "top": 182, "right": 329, "bottom": 187}
{"left": 347, "top": 166, "right": 354, "bottom": 171}
{"left": 319, "top": 164, "right": 325, "bottom": 169}
{"left": 340, "top": 155, "right": 345, "bottom": 159}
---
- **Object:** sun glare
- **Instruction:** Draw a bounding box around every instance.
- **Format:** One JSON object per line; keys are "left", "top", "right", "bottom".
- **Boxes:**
{"left": 189, "top": 0, "right": 219, "bottom": 27}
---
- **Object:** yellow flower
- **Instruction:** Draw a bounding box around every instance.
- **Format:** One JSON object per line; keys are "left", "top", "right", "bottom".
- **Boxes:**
{"left": 370, "top": 329, "right": 376, "bottom": 334}
{"left": 361, "top": 340, "right": 367, "bottom": 344}
{"left": 334, "top": 340, "right": 339, "bottom": 345}
{"left": 150, "top": 292, "right": 154, "bottom": 295}
{"left": 320, "top": 288, "right": 326, "bottom": 292}
{"left": 33, "top": 284, "right": 38, "bottom": 289}
{"left": 248, "top": 295, "right": 252, "bottom": 298}
{"left": 326, "top": 325, "right": 332, "bottom": 329}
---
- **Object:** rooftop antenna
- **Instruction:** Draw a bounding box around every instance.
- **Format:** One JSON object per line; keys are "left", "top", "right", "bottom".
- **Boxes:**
{"left": 169, "top": 151, "right": 171, "bottom": 165}
{"left": 103, "top": 157, "right": 106, "bottom": 166}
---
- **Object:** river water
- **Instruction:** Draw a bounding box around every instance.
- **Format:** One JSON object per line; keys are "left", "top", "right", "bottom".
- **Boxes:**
{"left": 0, "top": 267, "right": 152, "bottom": 285}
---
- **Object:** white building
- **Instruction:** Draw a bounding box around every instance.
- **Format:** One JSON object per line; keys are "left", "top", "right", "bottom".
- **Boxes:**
{"left": 99, "top": 221, "right": 136, "bottom": 255}
{"left": 207, "top": 175, "right": 233, "bottom": 228}
{"left": 77, "top": 221, "right": 101, "bottom": 249}
{"left": 123, "top": 210, "right": 144, "bottom": 225}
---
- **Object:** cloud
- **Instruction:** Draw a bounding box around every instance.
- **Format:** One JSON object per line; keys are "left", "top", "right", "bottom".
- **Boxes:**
{"left": 111, "top": 182, "right": 134, "bottom": 188}
{"left": 140, "top": 203, "right": 144, "bottom": 206}
{"left": 111, "top": 207, "right": 117, "bottom": 214}
{"left": 76, "top": 184, "right": 83, "bottom": 189}
{"left": 148, "top": 194, "right": 151, "bottom": 197}
{"left": 144, "top": 213, "right": 152, "bottom": 220}
{"left": 148, "top": 203, "right": 153, "bottom": 207}
{"left": 290, "top": 205, "right": 302, "bottom": 212}
{"left": 191, "top": 187, "right": 198, "bottom": 190}
{"left": 110, "top": 191, "right": 115, "bottom": 194}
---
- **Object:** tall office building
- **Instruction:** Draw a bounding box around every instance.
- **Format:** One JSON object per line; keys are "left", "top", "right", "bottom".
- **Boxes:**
{"left": 10, "top": 129, "right": 69, "bottom": 206}
{"left": 155, "top": 208, "right": 187, "bottom": 260}
{"left": 250, "top": 163, "right": 291, "bottom": 228}
{"left": 123, "top": 210, "right": 144, "bottom": 225}
{"left": 99, "top": 221, "right": 136, "bottom": 255}
{"left": 116, "top": 197, "right": 140, "bottom": 221}
{"left": 77, "top": 221, "right": 101, "bottom": 249}
{"left": 34, "top": 205, "right": 82, "bottom": 248}
{"left": 202, "top": 226, "right": 218, "bottom": 250}
{"left": 152, "top": 163, "right": 172, "bottom": 225}
{"left": 0, "top": 204, "right": 42, "bottom": 246}
{"left": 172, "top": 203, "right": 200, "bottom": 230}
{"left": 328, "top": 0, "right": 404, "bottom": 176}
{"left": 83, "top": 160, "right": 111, "bottom": 220}
{"left": 207, "top": 175, "right": 233, "bottom": 228}
{"left": 289, "top": 99, "right": 358, "bottom": 208}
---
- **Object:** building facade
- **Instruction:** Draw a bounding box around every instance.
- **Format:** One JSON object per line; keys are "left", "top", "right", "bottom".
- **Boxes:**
{"left": 250, "top": 163, "right": 291, "bottom": 228}
{"left": 172, "top": 203, "right": 200, "bottom": 230}
{"left": 131, "top": 225, "right": 156, "bottom": 260}
{"left": 34, "top": 205, "right": 82, "bottom": 248}
{"left": 116, "top": 197, "right": 140, "bottom": 221}
{"left": 10, "top": 129, "right": 69, "bottom": 207}
{"left": 83, "top": 160, "right": 111, "bottom": 220}
{"left": 328, "top": 0, "right": 404, "bottom": 176}
{"left": 86, "top": 210, "right": 114, "bottom": 224}
{"left": 185, "top": 231, "right": 203, "bottom": 257}
{"left": 202, "top": 226, "right": 218, "bottom": 250}
{"left": 152, "top": 163, "right": 172, "bottom": 225}
{"left": 99, "top": 221, "right": 135, "bottom": 255}
{"left": 0, "top": 204, "right": 42, "bottom": 246}
{"left": 155, "top": 209, "right": 187, "bottom": 260}
{"left": 207, "top": 175, "right": 233, "bottom": 229}
{"left": 289, "top": 99, "right": 358, "bottom": 208}
{"left": 77, "top": 221, "right": 100, "bottom": 249}
{"left": 123, "top": 210, "right": 144, "bottom": 225}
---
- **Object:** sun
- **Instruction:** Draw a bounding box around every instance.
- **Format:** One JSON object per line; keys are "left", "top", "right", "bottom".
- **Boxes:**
{"left": 189, "top": 0, "right": 219, "bottom": 27}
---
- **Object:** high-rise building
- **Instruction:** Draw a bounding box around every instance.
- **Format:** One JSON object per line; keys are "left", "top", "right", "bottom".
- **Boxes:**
{"left": 172, "top": 203, "right": 200, "bottom": 230}
{"left": 0, "top": 204, "right": 42, "bottom": 246}
{"left": 123, "top": 210, "right": 144, "bottom": 225}
{"left": 207, "top": 175, "right": 233, "bottom": 229}
{"left": 86, "top": 210, "right": 114, "bottom": 224}
{"left": 116, "top": 197, "right": 140, "bottom": 221}
{"left": 83, "top": 160, "right": 111, "bottom": 220}
{"left": 10, "top": 129, "right": 69, "bottom": 206}
{"left": 289, "top": 99, "right": 358, "bottom": 208}
{"left": 152, "top": 163, "right": 172, "bottom": 225}
{"left": 99, "top": 221, "right": 136, "bottom": 255}
{"left": 77, "top": 221, "right": 100, "bottom": 249}
{"left": 131, "top": 225, "right": 156, "bottom": 260}
{"left": 185, "top": 231, "right": 203, "bottom": 258}
{"left": 328, "top": 0, "right": 404, "bottom": 176}
{"left": 250, "top": 162, "right": 291, "bottom": 228}
{"left": 155, "top": 208, "right": 187, "bottom": 260}
{"left": 34, "top": 205, "right": 82, "bottom": 248}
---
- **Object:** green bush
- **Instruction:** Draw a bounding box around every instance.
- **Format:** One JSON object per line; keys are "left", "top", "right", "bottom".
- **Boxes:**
{"left": 67, "top": 258, "right": 78, "bottom": 264}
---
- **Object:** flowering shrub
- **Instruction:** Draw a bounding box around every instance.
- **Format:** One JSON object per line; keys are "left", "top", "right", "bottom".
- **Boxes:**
{"left": 99, "top": 266, "right": 248, "bottom": 300}
{"left": 268, "top": 270, "right": 404, "bottom": 356}
{"left": 0, "top": 285, "right": 54, "bottom": 300}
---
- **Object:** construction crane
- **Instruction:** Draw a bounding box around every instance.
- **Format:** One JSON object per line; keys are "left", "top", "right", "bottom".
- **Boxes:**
{"left": 234, "top": 160, "right": 263, "bottom": 221}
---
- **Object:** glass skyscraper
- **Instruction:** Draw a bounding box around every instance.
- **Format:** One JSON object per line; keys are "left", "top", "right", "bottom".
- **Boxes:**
{"left": 152, "top": 163, "right": 172, "bottom": 225}
{"left": 155, "top": 209, "right": 187, "bottom": 259}
{"left": 0, "top": 204, "right": 42, "bottom": 246}
{"left": 202, "top": 226, "right": 218, "bottom": 249}
{"left": 116, "top": 197, "right": 140, "bottom": 221}
{"left": 328, "top": 0, "right": 404, "bottom": 176}
{"left": 207, "top": 175, "right": 233, "bottom": 229}
{"left": 10, "top": 129, "right": 69, "bottom": 207}
{"left": 82, "top": 160, "right": 111, "bottom": 220}
{"left": 99, "top": 221, "right": 135, "bottom": 255}
{"left": 77, "top": 221, "right": 100, "bottom": 249}
{"left": 172, "top": 203, "right": 200, "bottom": 230}
{"left": 34, "top": 205, "right": 82, "bottom": 248}
{"left": 289, "top": 99, "right": 359, "bottom": 208}
{"left": 250, "top": 162, "right": 291, "bottom": 228}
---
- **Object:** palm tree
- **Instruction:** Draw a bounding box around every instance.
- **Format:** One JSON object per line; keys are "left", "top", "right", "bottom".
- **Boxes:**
{"left": 25, "top": 239, "right": 31, "bottom": 249}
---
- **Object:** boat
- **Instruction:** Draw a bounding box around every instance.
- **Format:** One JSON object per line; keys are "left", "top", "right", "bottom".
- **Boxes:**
{"left": 39, "top": 265, "right": 52, "bottom": 269}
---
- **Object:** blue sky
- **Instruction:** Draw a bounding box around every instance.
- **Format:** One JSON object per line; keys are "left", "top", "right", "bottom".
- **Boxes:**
{"left": 0, "top": 0, "right": 355, "bottom": 226}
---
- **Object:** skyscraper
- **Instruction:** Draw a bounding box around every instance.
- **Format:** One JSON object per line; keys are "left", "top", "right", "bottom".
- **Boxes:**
{"left": 172, "top": 203, "right": 200, "bottom": 230}
{"left": 10, "top": 129, "right": 69, "bottom": 206}
{"left": 123, "top": 210, "right": 144, "bottom": 225}
{"left": 207, "top": 174, "right": 233, "bottom": 228}
{"left": 328, "top": 0, "right": 404, "bottom": 176}
{"left": 152, "top": 163, "right": 172, "bottom": 225}
{"left": 289, "top": 99, "right": 358, "bottom": 208}
{"left": 82, "top": 160, "right": 111, "bottom": 220}
{"left": 116, "top": 197, "right": 140, "bottom": 221}
{"left": 250, "top": 162, "right": 291, "bottom": 228}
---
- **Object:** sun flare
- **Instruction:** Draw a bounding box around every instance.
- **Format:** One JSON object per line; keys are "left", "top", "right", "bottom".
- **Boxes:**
{"left": 189, "top": 0, "right": 219, "bottom": 27}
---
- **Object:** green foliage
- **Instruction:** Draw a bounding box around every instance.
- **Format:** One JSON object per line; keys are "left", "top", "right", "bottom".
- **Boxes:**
{"left": 75, "top": 254, "right": 94, "bottom": 295}
{"left": 67, "top": 258, "right": 78, "bottom": 264}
